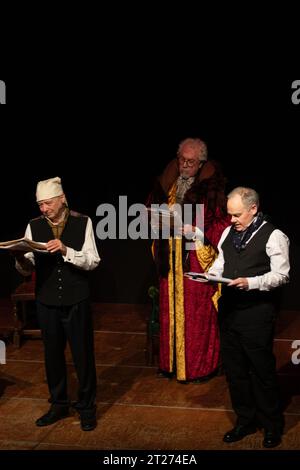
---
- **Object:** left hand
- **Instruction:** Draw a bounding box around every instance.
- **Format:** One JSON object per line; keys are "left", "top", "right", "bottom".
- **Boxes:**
{"left": 228, "top": 277, "right": 249, "bottom": 290}
{"left": 46, "top": 239, "right": 67, "bottom": 255}
{"left": 180, "top": 224, "right": 195, "bottom": 236}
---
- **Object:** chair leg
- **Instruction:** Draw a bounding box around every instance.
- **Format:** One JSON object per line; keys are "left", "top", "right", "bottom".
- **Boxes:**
{"left": 12, "top": 302, "right": 21, "bottom": 348}
{"left": 13, "top": 329, "right": 20, "bottom": 348}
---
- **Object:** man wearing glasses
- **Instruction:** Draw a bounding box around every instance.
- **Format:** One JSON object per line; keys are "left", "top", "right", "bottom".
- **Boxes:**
{"left": 148, "top": 138, "right": 230, "bottom": 383}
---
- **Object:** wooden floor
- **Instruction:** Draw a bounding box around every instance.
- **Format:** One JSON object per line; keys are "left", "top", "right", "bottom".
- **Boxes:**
{"left": 1, "top": 299, "right": 300, "bottom": 456}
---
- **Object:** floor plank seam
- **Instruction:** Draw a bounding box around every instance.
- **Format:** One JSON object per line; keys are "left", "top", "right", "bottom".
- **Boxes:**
{"left": 5, "top": 359, "right": 157, "bottom": 369}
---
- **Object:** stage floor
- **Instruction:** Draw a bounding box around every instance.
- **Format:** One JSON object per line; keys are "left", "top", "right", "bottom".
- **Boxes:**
{"left": 0, "top": 300, "right": 300, "bottom": 451}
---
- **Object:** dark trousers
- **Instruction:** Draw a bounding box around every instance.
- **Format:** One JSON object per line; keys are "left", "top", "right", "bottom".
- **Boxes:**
{"left": 37, "top": 299, "right": 97, "bottom": 413}
{"left": 219, "top": 301, "right": 283, "bottom": 433}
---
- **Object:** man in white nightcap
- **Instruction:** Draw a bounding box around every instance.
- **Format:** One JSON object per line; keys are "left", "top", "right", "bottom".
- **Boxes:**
{"left": 15, "top": 176, "right": 100, "bottom": 431}
{"left": 36, "top": 176, "right": 65, "bottom": 202}
{"left": 35, "top": 177, "right": 68, "bottom": 234}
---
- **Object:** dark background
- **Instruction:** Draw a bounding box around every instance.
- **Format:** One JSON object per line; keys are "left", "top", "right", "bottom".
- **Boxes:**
{"left": 0, "top": 76, "right": 299, "bottom": 308}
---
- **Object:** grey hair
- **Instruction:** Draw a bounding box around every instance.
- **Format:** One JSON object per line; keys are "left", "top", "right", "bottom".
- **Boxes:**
{"left": 177, "top": 137, "right": 208, "bottom": 161}
{"left": 227, "top": 187, "right": 259, "bottom": 209}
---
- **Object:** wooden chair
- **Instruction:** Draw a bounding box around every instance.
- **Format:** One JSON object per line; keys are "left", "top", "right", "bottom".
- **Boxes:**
{"left": 11, "top": 276, "right": 40, "bottom": 347}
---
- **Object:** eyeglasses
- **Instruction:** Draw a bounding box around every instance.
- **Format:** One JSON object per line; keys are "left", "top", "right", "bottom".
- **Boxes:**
{"left": 177, "top": 156, "right": 198, "bottom": 167}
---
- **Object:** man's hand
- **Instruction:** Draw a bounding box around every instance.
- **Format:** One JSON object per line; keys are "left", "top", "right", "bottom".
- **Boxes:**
{"left": 228, "top": 277, "right": 249, "bottom": 290}
{"left": 181, "top": 224, "right": 195, "bottom": 236}
{"left": 10, "top": 250, "right": 34, "bottom": 273}
{"left": 46, "top": 239, "right": 67, "bottom": 255}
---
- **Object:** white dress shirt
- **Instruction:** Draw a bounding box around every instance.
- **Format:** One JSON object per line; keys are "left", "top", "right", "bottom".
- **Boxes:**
{"left": 208, "top": 222, "right": 290, "bottom": 291}
{"left": 16, "top": 217, "right": 100, "bottom": 276}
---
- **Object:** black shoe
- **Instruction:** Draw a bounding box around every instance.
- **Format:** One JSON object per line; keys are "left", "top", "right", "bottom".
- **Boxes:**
{"left": 80, "top": 415, "right": 97, "bottom": 431}
{"left": 223, "top": 424, "right": 257, "bottom": 443}
{"left": 157, "top": 369, "right": 174, "bottom": 379}
{"left": 35, "top": 407, "right": 69, "bottom": 427}
{"left": 263, "top": 431, "right": 282, "bottom": 448}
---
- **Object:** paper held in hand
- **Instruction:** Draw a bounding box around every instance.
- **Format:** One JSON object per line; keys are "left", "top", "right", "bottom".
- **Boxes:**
{"left": 147, "top": 207, "right": 183, "bottom": 232}
{"left": 0, "top": 237, "right": 47, "bottom": 252}
{"left": 184, "top": 272, "right": 232, "bottom": 284}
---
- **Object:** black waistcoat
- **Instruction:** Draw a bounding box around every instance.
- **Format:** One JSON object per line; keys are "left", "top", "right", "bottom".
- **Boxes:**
{"left": 221, "top": 222, "right": 277, "bottom": 307}
{"left": 30, "top": 213, "right": 89, "bottom": 306}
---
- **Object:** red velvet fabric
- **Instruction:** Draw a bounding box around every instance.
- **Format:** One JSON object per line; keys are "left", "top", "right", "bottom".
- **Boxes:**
{"left": 159, "top": 214, "right": 230, "bottom": 380}
{"left": 150, "top": 157, "right": 231, "bottom": 380}
{"left": 159, "top": 252, "right": 220, "bottom": 380}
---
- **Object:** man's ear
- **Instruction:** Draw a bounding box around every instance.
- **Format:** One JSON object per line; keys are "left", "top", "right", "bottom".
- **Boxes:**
{"left": 251, "top": 204, "right": 258, "bottom": 215}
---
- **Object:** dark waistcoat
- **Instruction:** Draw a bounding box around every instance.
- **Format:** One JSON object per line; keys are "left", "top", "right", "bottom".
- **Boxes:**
{"left": 221, "top": 222, "right": 277, "bottom": 307}
{"left": 30, "top": 213, "right": 89, "bottom": 306}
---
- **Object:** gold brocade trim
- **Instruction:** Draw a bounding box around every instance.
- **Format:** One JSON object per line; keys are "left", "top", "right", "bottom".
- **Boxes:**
{"left": 195, "top": 243, "right": 221, "bottom": 312}
{"left": 167, "top": 180, "right": 177, "bottom": 372}
{"left": 195, "top": 243, "right": 218, "bottom": 272}
{"left": 212, "top": 283, "right": 222, "bottom": 311}
{"left": 167, "top": 239, "right": 175, "bottom": 372}
{"left": 167, "top": 181, "right": 186, "bottom": 379}
{"left": 168, "top": 182, "right": 177, "bottom": 206}
{"left": 174, "top": 238, "right": 186, "bottom": 381}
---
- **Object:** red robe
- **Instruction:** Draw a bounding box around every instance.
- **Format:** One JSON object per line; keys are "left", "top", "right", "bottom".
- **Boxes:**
{"left": 149, "top": 159, "right": 230, "bottom": 381}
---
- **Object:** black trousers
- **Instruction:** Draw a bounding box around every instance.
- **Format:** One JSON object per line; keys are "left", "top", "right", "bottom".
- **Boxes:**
{"left": 37, "top": 299, "right": 97, "bottom": 413}
{"left": 219, "top": 299, "right": 283, "bottom": 433}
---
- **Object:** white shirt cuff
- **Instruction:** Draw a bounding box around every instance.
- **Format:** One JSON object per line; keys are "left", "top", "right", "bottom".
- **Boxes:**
{"left": 63, "top": 246, "right": 75, "bottom": 264}
{"left": 247, "top": 277, "right": 259, "bottom": 290}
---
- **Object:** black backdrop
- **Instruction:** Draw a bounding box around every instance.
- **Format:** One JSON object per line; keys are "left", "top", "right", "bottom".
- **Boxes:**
{"left": 0, "top": 77, "right": 299, "bottom": 307}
